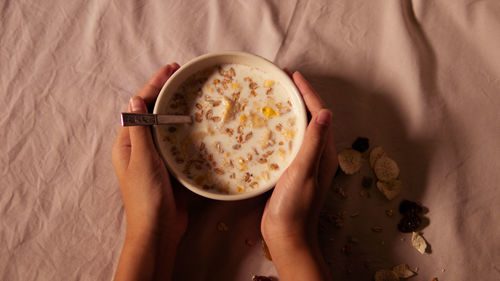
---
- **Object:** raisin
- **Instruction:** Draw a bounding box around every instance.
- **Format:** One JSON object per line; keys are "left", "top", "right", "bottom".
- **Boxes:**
{"left": 399, "top": 200, "right": 423, "bottom": 215}
{"left": 361, "top": 176, "right": 373, "bottom": 188}
{"left": 351, "top": 137, "right": 369, "bottom": 153}
{"left": 397, "top": 214, "right": 422, "bottom": 233}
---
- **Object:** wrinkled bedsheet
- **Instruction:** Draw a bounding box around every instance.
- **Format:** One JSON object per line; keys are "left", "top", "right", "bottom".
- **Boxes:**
{"left": 1, "top": 0, "right": 499, "bottom": 280}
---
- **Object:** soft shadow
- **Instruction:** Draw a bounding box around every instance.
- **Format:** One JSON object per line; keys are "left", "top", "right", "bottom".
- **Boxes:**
{"left": 172, "top": 192, "right": 269, "bottom": 281}
{"left": 307, "top": 73, "right": 436, "bottom": 280}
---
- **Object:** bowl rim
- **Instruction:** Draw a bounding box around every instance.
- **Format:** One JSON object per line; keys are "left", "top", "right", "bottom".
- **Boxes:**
{"left": 152, "top": 51, "right": 307, "bottom": 201}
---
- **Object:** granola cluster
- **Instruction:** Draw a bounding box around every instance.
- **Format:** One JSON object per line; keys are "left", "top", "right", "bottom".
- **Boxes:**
{"left": 160, "top": 64, "right": 297, "bottom": 194}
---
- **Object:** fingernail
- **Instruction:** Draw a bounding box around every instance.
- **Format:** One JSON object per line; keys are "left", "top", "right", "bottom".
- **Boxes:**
{"left": 129, "top": 96, "right": 146, "bottom": 112}
{"left": 316, "top": 110, "right": 331, "bottom": 126}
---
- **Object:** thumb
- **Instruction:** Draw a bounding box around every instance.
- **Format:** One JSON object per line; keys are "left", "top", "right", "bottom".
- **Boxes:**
{"left": 128, "top": 96, "right": 156, "bottom": 157}
{"left": 293, "top": 109, "right": 332, "bottom": 175}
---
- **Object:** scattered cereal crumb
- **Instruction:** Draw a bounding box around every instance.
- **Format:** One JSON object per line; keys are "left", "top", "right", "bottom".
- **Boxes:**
{"left": 359, "top": 190, "right": 367, "bottom": 197}
{"left": 338, "top": 148, "right": 363, "bottom": 175}
{"left": 392, "top": 264, "right": 416, "bottom": 279}
{"left": 335, "top": 218, "right": 344, "bottom": 228}
{"left": 374, "top": 156, "right": 400, "bottom": 181}
{"left": 348, "top": 236, "right": 360, "bottom": 244}
{"left": 371, "top": 226, "right": 383, "bottom": 233}
{"left": 411, "top": 232, "right": 428, "bottom": 254}
{"left": 341, "top": 242, "right": 352, "bottom": 255}
{"left": 385, "top": 209, "right": 394, "bottom": 217}
{"left": 334, "top": 186, "right": 348, "bottom": 199}
{"left": 376, "top": 179, "right": 402, "bottom": 200}
{"left": 374, "top": 269, "right": 399, "bottom": 281}
{"left": 370, "top": 146, "right": 386, "bottom": 168}
{"left": 217, "top": 221, "right": 228, "bottom": 232}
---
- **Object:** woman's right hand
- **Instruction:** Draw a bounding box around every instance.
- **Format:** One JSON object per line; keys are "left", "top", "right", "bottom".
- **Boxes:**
{"left": 261, "top": 71, "right": 337, "bottom": 281}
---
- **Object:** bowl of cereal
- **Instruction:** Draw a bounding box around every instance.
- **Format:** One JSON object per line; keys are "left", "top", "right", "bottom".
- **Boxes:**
{"left": 153, "top": 51, "right": 307, "bottom": 200}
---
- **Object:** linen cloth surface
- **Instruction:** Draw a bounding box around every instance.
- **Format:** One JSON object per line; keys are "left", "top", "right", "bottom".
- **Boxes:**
{"left": 1, "top": 0, "right": 499, "bottom": 280}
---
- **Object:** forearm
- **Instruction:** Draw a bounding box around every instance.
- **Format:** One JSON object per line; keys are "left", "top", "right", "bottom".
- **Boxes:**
{"left": 265, "top": 234, "right": 331, "bottom": 281}
{"left": 114, "top": 228, "right": 159, "bottom": 281}
{"left": 152, "top": 232, "right": 181, "bottom": 281}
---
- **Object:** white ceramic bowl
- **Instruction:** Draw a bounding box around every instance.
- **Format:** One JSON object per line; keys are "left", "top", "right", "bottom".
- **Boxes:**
{"left": 153, "top": 51, "right": 307, "bottom": 200}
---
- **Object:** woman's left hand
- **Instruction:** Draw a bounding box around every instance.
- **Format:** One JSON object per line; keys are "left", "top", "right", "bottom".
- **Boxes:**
{"left": 112, "top": 63, "right": 187, "bottom": 281}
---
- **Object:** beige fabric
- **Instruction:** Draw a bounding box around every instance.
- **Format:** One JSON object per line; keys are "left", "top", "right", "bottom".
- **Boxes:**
{"left": 1, "top": 0, "right": 499, "bottom": 280}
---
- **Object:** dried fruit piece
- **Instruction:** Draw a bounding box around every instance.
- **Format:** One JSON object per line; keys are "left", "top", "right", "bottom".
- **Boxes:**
{"left": 374, "top": 269, "right": 399, "bottom": 281}
{"left": 399, "top": 200, "right": 423, "bottom": 215}
{"left": 376, "top": 179, "right": 402, "bottom": 200}
{"left": 411, "top": 232, "right": 427, "bottom": 254}
{"left": 392, "top": 264, "right": 416, "bottom": 279}
{"left": 351, "top": 137, "right": 369, "bottom": 153}
{"left": 398, "top": 214, "right": 422, "bottom": 233}
{"left": 370, "top": 146, "right": 386, "bottom": 168}
{"left": 374, "top": 156, "right": 400, "bottom": 181}
{"left": 338, "top": 148, "right": 363, "bottom": 175}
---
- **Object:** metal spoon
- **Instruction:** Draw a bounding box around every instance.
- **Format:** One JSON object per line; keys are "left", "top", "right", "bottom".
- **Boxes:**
{"left": 121, "top": 112, "right": 192, "bottom": 126}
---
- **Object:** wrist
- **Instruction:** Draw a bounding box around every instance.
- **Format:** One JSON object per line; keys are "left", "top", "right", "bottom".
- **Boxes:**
{"left": 265, "top": 236, "right": 331, "bottom": 281}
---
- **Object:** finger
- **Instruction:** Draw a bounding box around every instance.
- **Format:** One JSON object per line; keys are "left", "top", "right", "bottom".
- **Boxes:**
{"left": 291, "top": 109, "right": 332, "bottom": 176}
{"left": 293, "top": 71, "right": 326, "bottom": 115}
{"left": 112, "top": 103, "right": 132, "bottom": 173}
{"left": 128, "top": 96, "right": 156, "bottom": 158}
{"left": 137, "top": 63, "right": 181, "bottom": 108}
{"left": 318, "top": 127, "right": 337, "bottom": 188}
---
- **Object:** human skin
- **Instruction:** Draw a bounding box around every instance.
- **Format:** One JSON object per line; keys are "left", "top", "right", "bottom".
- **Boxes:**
{"left": 112, "top": 64, "right": 336, "bottom": 281}
{"left": 112, "top": 63, "right": 187, "bottom": 281}
{"left": 261, "top": 71, "right": 337, "bottom": 281}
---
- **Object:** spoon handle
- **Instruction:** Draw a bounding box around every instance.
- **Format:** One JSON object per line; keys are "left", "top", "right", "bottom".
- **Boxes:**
{"left": 121, "top": 113, "right": 192, "bottom": 126}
